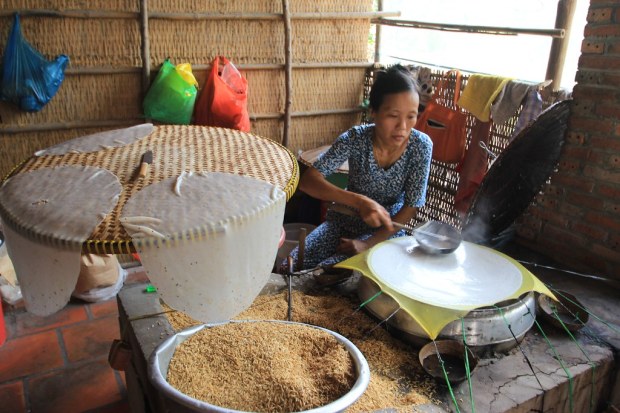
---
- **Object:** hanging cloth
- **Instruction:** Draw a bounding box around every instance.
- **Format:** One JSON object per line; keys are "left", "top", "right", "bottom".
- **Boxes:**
{"left": 454, "top": 119, "right": 493, "bottom": 215}
{"left": 457, "top": 74, "right": 510, "bottom": 122}
{"left": 511, "top": 89, "right": 543, "bottom": 141}
{"left": 491, "top": 80, "right": 533, "bottom": 125}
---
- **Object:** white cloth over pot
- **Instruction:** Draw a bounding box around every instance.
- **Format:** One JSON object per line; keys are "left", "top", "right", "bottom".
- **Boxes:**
{"left": 121, "top": 172, "right": 286, "bottom": 323}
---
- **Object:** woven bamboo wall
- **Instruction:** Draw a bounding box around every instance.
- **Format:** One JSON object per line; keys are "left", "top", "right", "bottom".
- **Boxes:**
{"left": 0, "top": 0, "right": 373, "bottom": 178}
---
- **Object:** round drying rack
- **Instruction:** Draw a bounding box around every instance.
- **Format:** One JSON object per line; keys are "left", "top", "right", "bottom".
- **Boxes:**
{"left": 1, "top": 125, "right": 299, "bottom": 254}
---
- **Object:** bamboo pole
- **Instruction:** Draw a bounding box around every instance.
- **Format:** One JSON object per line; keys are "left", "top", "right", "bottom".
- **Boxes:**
{"left": 0, "top": 9, "right": 399, "bottom": 20}
{"left": 147, "top": 11, "right": 400, "bottom": 20}
{"left": 0, "top": 10, "right": 136, "bottom": 18}
{"left": 281, "top": 0, "right": 293, "bottom": 148}
{"left": 374, "top": 0, "right": 383, "bottom": 63}
{"left": 140, "top": 0, "right": 151, "bottom": 94}
{"left": 2, "top": 107, "right": 365, "bottom": 134}
{"left": 63, "top": 62, "right": 374, "bottom": 76}
{"left": 0, "top": 119, "right": 142, "bottom": 134}
{"left": 373, "top": 18, "right": 565, "bottom": 38}
{"left": 250, "top": 107, "right": 363, "bottom": 121}
{"left": 545, "top": 0, "right": 577, "bottom": 91}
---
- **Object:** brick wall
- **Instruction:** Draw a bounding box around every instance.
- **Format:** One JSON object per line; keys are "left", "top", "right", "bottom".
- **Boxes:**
{"left": 517, "top": 0, "right": 620, "bottom": 280}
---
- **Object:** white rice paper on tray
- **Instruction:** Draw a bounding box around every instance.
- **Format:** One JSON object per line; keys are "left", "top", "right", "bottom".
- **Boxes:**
{"left": 120, "top": 171, "right": 286, "bottom": 323}
{"left": 0, "top": 166, "right": 122, "bottom": 315}
{"left": 35, "top": 123, "right": 154, "bottom": 156}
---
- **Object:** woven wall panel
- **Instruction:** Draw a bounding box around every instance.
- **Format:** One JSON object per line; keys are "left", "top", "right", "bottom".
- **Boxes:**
{"left": 0, "top": 127, "right": 110, "bottom": 179}
{"left": 0, "top": 1, "right": 137, "bottom": 11}
{"left": 249, "top": 119, "right": 282, "bottom": 144}
{"left": 148, "top": 0, "right": 372, "bottom": 14}
{"left": 288, "top": 113, "right": 362, "bottom": 155}
{"left": 0, "top": 16, "right": 141, "bottom": 67}
{"left": 149, "top": 0, "right": 280, "bottom": 13}
{"left": 0, "top": 74, "right": 142, "bottom": 126}
{"left": 292, "top": 20, "right": 369, "bottom": 63}
{"left": 290, "top": 0, "right": 373, "bottom": 13}
{"left": 292, "top": 68, "right": 365, "bottom": 112}
{"left": 148, "top": 20, "right": 284, "bottom": 66}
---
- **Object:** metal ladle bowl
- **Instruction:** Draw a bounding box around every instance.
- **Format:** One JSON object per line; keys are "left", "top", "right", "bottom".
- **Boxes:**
{"left": 412, "top": 221, "right": 462, "bottom": 255}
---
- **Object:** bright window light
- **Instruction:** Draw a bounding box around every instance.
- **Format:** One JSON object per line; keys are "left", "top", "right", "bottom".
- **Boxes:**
{"left": 379, "top": 0, "right": 589, "bottom": 90}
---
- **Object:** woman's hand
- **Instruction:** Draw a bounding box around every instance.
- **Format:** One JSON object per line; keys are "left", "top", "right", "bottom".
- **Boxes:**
{"left": 357, "top": 198, "right": 393, "bottom": 230}
{"left": 336, "top": 238, "right": 370, "bottom": 255}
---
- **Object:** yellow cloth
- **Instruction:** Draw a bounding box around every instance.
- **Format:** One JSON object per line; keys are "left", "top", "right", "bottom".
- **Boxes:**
{"left": 457, "top": 74, "right": 511, "bottom": 122}
{"left": 336, "top": 239, "right": 556, "bottom": 339}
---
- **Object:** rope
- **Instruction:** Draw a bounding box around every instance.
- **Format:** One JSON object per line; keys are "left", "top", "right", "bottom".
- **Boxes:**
{"left": 548, "top": 286, "right": 620, "bottom": 335}
{"left": 494, "top": 305, "right": 545, "bottom": 391}
{"left": 525, "top": 302, "right": 575, "bottom": 413}
{"left": 364, "top": 306, "right": 399, "bottom": 336}
{"left": 334, "top": 290, "right": 382, "bottom": 327}
{"left": 460, "top": 318, "right": 475, "bottom": 413}
{"left": 432, "top": 340, "right": 461, "bottom": 413}
{"left": 550, "top": 305, "right": 596, "bottom": 413}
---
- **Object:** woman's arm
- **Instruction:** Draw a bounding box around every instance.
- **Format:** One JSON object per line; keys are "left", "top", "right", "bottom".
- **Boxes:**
{"left": 336, "top": 205, "right": 417, "bottom": 255}
{"left": 299, "top": 166, "right": 393, "bottom": 229}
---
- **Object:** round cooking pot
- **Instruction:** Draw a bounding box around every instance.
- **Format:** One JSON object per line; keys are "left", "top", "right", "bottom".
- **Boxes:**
{"left": 357, "top": 276, "right": 536, "bottom": 353}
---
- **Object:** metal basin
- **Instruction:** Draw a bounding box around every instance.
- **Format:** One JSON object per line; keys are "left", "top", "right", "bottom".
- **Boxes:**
{"left": 148, "top": 320, "right": 370, "bottom": 413}
{"left": 357, "top": 275, "right": 536, "bottom": 354}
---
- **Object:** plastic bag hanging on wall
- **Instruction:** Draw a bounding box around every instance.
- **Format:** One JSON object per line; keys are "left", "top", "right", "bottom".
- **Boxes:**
{"left": 143, "top": 59, "right": 198, "bottom": 125}
{"left": 0, "top": 13, "right": 69, "bottom": 112}
{"left": 194, "top": 56, "right": 250, "bottom": 132}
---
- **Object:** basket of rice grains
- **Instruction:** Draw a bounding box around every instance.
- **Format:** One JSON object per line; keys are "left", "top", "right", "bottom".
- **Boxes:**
{"left": 149, "top": 320, "right": 370, "bottom": 413}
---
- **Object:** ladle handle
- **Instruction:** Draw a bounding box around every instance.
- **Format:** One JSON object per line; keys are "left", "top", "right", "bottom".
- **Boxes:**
{"left": 328, "top": 203, "right": 413, "bottom": 231}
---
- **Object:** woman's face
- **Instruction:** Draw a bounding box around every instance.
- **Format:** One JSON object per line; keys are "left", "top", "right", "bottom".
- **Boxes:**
{"left": 371, "top": 91, "right": 420, "bottom": 147}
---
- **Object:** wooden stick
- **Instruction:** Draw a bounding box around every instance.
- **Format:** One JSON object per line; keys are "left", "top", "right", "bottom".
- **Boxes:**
{"left": 1, "top": 119, "right": 142, "bottom": 134}
{"left": 374, "top": 0, "right": 383, "bottom": 63}
{"left": 1, "top": 107, "right": 363, "bottom": 134}
{"left": 281, "top": 0, "right": 293, "bottom": 148}
{"left": 140, "top": 0, "right": 151, "bottom": 95}
{"left": 545, "top": 0, "right": 577, "bottom": 90}
{"left": 62, "top": 62, "right": 373, "bottom": 75}
{"left": 147, "top": 11, "right": 400, "bottom": 20}
{"left": 0, "top": 9, "right": 399, "bottom": 20}
{"left": 373, "top": 18, "right": 565, "bottom": 38}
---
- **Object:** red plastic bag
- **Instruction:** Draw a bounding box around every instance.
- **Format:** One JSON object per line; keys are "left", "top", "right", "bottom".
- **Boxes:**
{"left": 194, "top": 56, "right": 250, "bottom": 131}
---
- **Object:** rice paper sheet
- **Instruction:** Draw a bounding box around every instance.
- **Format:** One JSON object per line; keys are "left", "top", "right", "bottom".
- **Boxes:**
{"left": 121, "top": 172, "right": 286, "bottom": 323}
{"left": 35, "top": 123, "right": 154, "bottom": 156}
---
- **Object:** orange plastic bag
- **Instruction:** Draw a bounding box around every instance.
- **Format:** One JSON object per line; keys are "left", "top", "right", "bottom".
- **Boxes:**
{"left": 194, "top": 56, "right": 250, "bottom": 131}
{"left": 415, "top": 70, "right": 468, "bottom": 164}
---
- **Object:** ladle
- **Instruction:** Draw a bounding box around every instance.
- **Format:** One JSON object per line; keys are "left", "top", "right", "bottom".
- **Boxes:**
{"left": 328, "top": 203, "right": 453, "bottom": 242}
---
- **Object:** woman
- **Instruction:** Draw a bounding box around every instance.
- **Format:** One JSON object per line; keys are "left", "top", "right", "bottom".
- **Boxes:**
{"left": 289, "top": 65, "right": 432, "bottom": 271}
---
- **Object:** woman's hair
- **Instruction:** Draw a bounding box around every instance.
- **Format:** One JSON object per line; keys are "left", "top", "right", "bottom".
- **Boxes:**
{"left": 368, "top": 64, "right": 420, "bottom": 111}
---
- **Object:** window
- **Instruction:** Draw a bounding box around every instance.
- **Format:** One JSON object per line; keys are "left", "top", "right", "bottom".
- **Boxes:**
{"left": 378, "top": 0, "right": 589, "bottom": 90}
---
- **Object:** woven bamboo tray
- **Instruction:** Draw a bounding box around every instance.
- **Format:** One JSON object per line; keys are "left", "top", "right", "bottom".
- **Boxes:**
{"left": 2, "top": 125, "right": 299, "bottom": 254}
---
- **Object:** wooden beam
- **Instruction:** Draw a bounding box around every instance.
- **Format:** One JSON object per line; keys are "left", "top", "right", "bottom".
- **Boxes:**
{"left": 373, "top": 18, "right": 565, "bottom": 38}
{"left": 147, "top": 11, "right": 400, "bottom": 20}
{"left": 281, "top": 0, "right": 293, "bottom": 148}
{"left": 545, "top": 0, "right": 577, "bottom": 91}
{"left": 374, "top": 0, "right": 383, "bottom": 63}
{"left": 0, "top": 9, "right": 399, "bottom": 20}
{"left": 1, "top": 108, "right": 364, "bottom": 134}
{"left": 63, "top": 62, "right": 373, "bottom": 76}
{"left": 140, "top": 0, "right": 151, "bottom": 95}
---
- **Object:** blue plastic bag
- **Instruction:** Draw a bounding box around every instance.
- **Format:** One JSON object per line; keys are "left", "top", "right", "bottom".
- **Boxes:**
{"left": 0, "top": 14, "right": 69, "bottom": 112}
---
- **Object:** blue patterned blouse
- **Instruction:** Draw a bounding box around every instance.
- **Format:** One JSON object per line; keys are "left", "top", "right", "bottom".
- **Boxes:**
{"left": 313, "top": 124, "right": 433, "bottom": 216}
